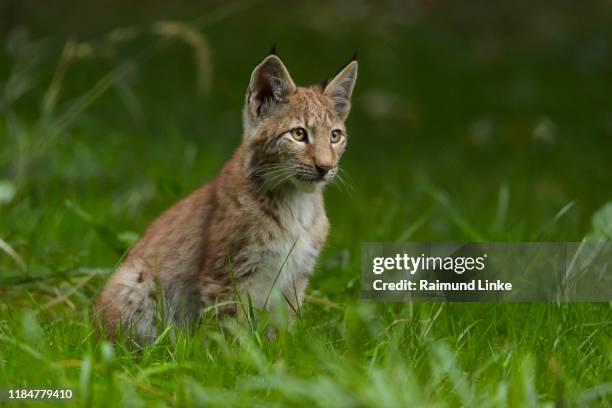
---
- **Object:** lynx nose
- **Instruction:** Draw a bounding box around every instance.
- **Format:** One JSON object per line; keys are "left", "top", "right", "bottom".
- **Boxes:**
{"left": 315, "top": 164, "right": 334, "bottom": 177}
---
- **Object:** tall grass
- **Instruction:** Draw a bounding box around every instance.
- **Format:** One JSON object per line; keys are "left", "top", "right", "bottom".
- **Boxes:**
{"left": 1, "top": 2, "right": 612, "bottom": 406}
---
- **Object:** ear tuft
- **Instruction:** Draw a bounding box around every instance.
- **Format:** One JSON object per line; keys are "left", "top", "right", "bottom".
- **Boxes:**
{"left": 323, "top": 58, "right": 358, "bottom": 121}
{"left": 269, "top": 43, "right": 277, "bottom": 56}
{"left": 350, "top": 51, "right": 358, "bottom": 62}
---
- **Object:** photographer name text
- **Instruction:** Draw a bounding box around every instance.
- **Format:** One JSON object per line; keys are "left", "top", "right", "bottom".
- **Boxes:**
{"left": 371, "top": 253, "right": 512, "bottom": 292}
{"left": 373, "top": 279, "right": 512, "bottom": 291}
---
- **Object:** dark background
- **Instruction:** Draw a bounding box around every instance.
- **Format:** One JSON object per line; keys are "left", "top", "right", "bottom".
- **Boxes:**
{"left": 0, "top": 2, "right": 611, "bottom": 404}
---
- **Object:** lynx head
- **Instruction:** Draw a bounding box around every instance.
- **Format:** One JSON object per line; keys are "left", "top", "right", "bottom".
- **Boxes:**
{"left": 243, "top": 50, "right": 358, "bottom": 192}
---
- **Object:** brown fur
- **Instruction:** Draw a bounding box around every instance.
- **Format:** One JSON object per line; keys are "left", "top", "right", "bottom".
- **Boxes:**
{"left": 94, "top": 53, "right": 358, "bottom": 342}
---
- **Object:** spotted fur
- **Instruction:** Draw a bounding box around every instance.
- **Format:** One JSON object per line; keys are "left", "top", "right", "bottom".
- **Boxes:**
{"left": 94, "top": 53, "right": 358, "bottom": 343}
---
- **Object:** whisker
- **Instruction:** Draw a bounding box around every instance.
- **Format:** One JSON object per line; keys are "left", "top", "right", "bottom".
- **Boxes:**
{"left": 333, "top": 174, "right": 351, "bottom": 196}
{"left": 332, "top": 167, "right": 355, "bottom": 197}
{"left": 336, "top": 167, "right": 356, "bottom": 191}
{"left": 252, "top": 166, "right": 296, "bottom": 192}
{"left": 260, "top": 168, "right": 292, "bottom": 178}
{"left": 248, "top": 164, "right": 294, "bottom": 179}
{"left": 258, "top": 164, "right": 292, "bottom": 170}
{"left": 270, "top": 172, "right": 295, "bottom": 191}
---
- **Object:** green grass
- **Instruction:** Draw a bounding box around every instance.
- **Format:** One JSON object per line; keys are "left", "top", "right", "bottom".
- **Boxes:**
{"left": 1, "top": 2, "right": 612, "bottom": 406}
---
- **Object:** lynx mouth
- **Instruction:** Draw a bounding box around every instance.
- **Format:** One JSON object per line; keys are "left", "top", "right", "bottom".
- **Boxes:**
{"left": 294, "top": 174, "right": 325, "bottom": 183}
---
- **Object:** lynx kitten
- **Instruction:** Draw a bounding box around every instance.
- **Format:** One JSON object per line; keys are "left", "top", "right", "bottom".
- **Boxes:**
{"left": 95, "top": 50, "right": 358, "bottom": 342}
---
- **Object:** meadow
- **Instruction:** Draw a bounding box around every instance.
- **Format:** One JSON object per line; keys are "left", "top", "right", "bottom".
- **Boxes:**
{"left": 1, "top": 2, "right": 611, "bottom": 406}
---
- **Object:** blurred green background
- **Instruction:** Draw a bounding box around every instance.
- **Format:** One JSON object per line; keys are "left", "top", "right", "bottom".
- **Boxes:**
{"left": 2, "top": 0, "right": 611, "bottom": 285}
{"left": 1, "top": 1, "right": 611, "bottom": 406}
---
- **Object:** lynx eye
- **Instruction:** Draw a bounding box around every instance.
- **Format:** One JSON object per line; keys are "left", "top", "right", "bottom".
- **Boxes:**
{"left": 330, "top": 129, "right": 343, "bottom": 143}
{"left": 290, "top": 127, "right": 307, "bottom": 142}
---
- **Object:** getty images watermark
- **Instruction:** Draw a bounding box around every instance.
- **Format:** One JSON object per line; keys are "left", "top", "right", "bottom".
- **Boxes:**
{"left": 361, "top": 243, "right": 612, "bottom": 301}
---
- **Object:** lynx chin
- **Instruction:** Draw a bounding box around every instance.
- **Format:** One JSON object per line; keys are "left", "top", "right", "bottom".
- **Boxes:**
{"left": 95, "top": 50, "right": 358, "bottom": 343}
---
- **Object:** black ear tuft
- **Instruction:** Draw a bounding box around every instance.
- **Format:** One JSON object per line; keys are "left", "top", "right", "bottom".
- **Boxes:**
{"left": 269, "top": 43, "right": 277, "bottom": 56}
{"left": 320, "top": 52, "right": 358, "bottom": 89}
{"left": 322, "top": 54, "right": 358, "bottom": 120}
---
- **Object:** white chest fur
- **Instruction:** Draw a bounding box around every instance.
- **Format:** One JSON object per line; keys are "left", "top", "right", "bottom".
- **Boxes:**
{"left": 239, "top": 192, "right": 324, "bottom": 311}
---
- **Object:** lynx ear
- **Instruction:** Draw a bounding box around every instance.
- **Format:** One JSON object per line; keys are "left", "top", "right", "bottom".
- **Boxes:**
{"left": 246, "top": 54, "right": 296, "bottom": 120}
{"left": 323, "top": 57, "right": 358, "bottom": 121}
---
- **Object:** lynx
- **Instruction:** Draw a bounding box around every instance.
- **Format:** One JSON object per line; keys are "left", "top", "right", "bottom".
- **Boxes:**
{"left": 95, "top": 49, "right": 358, "bottom": 342}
